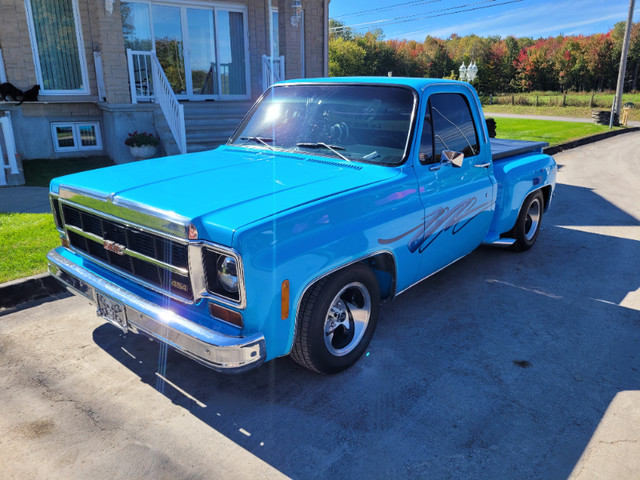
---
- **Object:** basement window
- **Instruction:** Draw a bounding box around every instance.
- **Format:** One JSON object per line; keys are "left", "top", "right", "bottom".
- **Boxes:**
{"left": 51, "top": 123, "right": 102, "bottom": 152}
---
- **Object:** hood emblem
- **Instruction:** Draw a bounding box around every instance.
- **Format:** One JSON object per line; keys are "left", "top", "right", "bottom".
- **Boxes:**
{"left": 103, "top": 240, "right": 126, "bottom": 256}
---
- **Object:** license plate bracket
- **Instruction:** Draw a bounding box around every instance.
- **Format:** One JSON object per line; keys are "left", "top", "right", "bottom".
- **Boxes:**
{"left": 96, "top": 292, "right": 128, "bottom": 332}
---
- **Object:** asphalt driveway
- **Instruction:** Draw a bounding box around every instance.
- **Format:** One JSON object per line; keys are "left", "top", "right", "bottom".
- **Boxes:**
{"left": 1, "top": 133, "right": 639, "bottom": 479}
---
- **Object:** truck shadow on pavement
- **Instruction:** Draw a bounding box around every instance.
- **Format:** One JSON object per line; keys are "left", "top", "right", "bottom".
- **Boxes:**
{"left": 93, "top": 182, "right": 640, "bottom": 479}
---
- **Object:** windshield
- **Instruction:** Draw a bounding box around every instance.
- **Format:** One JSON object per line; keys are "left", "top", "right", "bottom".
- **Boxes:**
{"left": 229, "top": 84, "right": 416, "bottom": 165}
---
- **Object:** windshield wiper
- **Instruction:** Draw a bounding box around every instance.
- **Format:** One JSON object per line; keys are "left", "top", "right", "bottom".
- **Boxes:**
{"left": 239, "top": 136, "right": 274, "bottom": 150}
{"left": 296, "top": 142, "right": 350, "bottom": 161}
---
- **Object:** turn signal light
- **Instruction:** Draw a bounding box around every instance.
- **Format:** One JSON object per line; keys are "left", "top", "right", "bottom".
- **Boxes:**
{"left": 209, "top": 303, "right": 243, "bottom": 328}
{"left": 61, "top": 236, "right": 70, "bottom": 248}
{"left": 188, "top": 223, "right": 198, "bottom": 240}
{"left": 281, "top": 280, "right": 290, "bottom": 320}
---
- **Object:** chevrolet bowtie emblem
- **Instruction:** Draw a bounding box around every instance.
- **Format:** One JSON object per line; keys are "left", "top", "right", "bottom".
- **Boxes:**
{"left": 103, "top": 240, "right": 126, "bottom": 255}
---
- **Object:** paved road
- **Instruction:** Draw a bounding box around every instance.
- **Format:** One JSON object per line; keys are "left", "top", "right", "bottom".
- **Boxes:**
{"left": 0, "top": 185, "right": 50, "bottom": 213}
{"left": 487, "top": 111, "right": 640, "bottom": 127}
{"left": 1, "top": 134, "right": 639, "bottom": 479}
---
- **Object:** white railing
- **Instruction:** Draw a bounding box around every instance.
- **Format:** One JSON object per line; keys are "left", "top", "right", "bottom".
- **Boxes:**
{"left": 149, "top": 53, "right": 186, "bottom": 155}
{"left": 126, "top": 49, "right": 186, "bottom": 155}
{"left": 262, "top": 55, "right": 285, "bottom": 92}
{"left": 0, "top": 50, "right": 19, "bottom": 186}
{"left": 0, "top": 113, "right": 19, "bottom": 187}
{"left": 126, "top": 49, "right": 154, "bottom": 103}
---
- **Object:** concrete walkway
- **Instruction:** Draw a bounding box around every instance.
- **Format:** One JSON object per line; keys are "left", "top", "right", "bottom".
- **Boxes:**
{"left": 487, "top": 111, "right": 640, "bottom": 127}
{"left": 0, "top": 185, "right": 50, "bottom": 213}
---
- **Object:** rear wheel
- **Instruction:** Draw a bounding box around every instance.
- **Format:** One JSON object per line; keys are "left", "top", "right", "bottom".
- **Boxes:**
{"left": 290, "top": 264, "right": 380, "bottom": 374}
{"left": 512, "top": 190, "right": 544, "bottom": 251}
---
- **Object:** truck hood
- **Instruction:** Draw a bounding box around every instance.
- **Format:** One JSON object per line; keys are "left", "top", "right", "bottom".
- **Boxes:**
{"left": 52, "top": 146, "right": 399, "bottom": 246}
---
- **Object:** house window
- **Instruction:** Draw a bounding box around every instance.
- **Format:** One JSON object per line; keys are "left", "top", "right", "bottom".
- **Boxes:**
{"left": 51, "top": 123, "right": 101, "bottom": 152}
{"left": 25, "top": 0, "right": 90, "bottom": 95}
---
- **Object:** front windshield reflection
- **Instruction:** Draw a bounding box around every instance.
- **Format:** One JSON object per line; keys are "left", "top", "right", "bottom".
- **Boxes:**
{"left": 230, "top": 84, "right": 416, "bottom": 165}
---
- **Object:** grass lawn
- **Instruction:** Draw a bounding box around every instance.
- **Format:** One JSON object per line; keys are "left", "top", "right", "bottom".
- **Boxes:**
{"left": 483, "top": 104, "right": 640, "bottom": 122}
{"left": 23, "top": 156, "right": 114, "bottom": 187}
{"left": 0, "top": 213, "right": 60, "bottom": 284}
{"left": 1, "top": 156, "right": 113, "bottom": 283}
{"left": 492, "top": 118, "right": 623, "bottom": 146}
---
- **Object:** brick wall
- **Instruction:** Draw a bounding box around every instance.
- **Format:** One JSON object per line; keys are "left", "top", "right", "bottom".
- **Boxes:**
{"left": 0, "top": 0, "right": 37, "bottom": 89}
{"left": 277, "top": 0, "right": 326, "bottom": 81}
{"left": 95, "top": 0, "right": 131, "bottom": 104}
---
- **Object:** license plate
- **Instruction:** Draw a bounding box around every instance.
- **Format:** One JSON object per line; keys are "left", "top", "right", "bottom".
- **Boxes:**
{"left": 96, "top": 292, "right": 128, "bottom": 332}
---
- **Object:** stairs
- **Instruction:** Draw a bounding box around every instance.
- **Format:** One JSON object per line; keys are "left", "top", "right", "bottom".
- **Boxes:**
{"left": 155, "top": 100, "right": 253, "bottom": 156}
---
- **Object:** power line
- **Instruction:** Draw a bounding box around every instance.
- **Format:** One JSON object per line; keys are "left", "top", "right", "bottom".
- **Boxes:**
{"left": 331, "top": 0, "right": 513, "bottom": 31}
{"left": 331, "top": 0, "right": 524, "bottom": 32}
{"left": 334, "top": 0, "right": 442, "bottom": 19}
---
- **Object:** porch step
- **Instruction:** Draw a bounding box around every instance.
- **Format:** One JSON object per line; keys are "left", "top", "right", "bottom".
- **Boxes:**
{"left": 182, "top": 100, "right": 252, "bottom": 153}
{"left": 153, "top": 100, "right": 253, "bottom": 155}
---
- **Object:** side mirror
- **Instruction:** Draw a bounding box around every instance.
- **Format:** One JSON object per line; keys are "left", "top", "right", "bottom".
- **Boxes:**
{"left": 442, "top": 150, "right": 465, "bottom": 168}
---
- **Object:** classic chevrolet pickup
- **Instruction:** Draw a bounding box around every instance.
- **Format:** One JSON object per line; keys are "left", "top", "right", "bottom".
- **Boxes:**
{"left": 47, "top": 77, "right": 556, "bottom": 374}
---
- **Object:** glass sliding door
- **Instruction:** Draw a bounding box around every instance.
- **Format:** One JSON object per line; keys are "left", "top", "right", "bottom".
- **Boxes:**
{"left": 120, "top": 2, "right": 248, "bottom": 99}
{"left": 121, "top": 2, "right": 152, "bottom": 50}
{"left": 152, "top": 5, "right": 186, "bottom": 95}
{"left": 217, "top": 10, "right": 247, "bottom": 96}
{"left": 187, "top": 8, "right": 218, "bottom": 96}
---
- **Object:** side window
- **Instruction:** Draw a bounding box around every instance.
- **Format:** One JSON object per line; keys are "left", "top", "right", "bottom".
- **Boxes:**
{"left": 430, "top": 93, "right": 480, "bottom": 162}
{"left": 418, "top": 113, "right": 434, "bottom": 164}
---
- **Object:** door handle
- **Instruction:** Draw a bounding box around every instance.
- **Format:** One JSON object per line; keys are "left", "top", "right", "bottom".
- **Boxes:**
{"left": 474, "top": 162, "right": 491, "bottom": 168}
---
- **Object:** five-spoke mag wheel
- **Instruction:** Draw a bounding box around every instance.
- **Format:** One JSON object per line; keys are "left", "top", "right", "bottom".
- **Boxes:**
{"left": 291, "top": 264, "right": 380, "bottom": 374}
{"left": 512, "top": 190, "right": 545, "bottom": 251}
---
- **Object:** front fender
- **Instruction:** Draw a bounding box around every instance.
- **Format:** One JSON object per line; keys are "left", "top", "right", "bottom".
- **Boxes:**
{"left": 232, "top": 169, "right": 424, "bottom": 360}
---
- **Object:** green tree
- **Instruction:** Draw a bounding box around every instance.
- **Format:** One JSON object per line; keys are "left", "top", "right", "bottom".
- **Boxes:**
{"left": 329, "top": 19, "right": 354, "bottom": 41}
{"left": 328, "top": 37, "right": 366, "bottom": 76}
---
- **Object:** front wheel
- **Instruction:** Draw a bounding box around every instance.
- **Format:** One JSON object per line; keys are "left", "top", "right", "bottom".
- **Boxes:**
{"left": 512, "top": 190, "right": 544, "bottom": 252}
{"left": 290, "top": 264, "right": 380, "bottom": 374}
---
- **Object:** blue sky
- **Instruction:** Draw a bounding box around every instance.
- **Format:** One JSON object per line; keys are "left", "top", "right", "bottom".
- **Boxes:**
{"left": 329, "top": 0, "right": 640, "bottom": 41}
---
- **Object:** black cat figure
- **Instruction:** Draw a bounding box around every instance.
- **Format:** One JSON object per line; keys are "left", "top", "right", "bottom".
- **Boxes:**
{"left": 19, "top": 85, "right": 40, "bottom": 105}
{"left": 0, "top": 82, "right": 23, "bottom": 102}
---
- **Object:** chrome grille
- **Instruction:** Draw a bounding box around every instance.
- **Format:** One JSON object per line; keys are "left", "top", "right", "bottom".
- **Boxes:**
{"left": 61, "top": 203, "right": 193, "bottom": 300}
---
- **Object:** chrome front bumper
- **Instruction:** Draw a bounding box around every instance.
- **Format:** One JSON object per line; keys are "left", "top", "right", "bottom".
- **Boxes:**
{"left": 47, "top": 248, "right": 265, "bottom": 373}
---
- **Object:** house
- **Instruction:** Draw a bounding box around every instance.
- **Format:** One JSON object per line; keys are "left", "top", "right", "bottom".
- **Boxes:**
{"left": 0, "top": 0, "right": 329, "bottom": 185}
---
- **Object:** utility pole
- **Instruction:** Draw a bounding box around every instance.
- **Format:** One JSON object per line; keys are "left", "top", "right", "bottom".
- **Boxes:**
{"left": 610, "top": 0, "right": 636, "bottom": 129}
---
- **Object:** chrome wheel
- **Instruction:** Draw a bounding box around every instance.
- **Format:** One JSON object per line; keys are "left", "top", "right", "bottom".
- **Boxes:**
{"left": 323, "top": 282, "right": 371, "bottom": 356}
{"left": 512, "top": 190, "right": 545, "bottom": 252}
{"left": 290, "top": 264, "right": 380, "bottom": 374}
{"left": 524, "top": 197, "right": 541, "bottom": 242}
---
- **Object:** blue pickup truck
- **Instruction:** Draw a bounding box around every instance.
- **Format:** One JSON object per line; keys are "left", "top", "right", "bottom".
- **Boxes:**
{"left": 47, "top": 77, "right": 556, "bottom": 374}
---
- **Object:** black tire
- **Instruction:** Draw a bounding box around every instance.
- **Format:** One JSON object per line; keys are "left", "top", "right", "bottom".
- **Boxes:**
{"left": 290, "top": 264, "right": 381, "bottom": 374}
{"left": 512, "top": 190, "right": 544, "bottom": 252}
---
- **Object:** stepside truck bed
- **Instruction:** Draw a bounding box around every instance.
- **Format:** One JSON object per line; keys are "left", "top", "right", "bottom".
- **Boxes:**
{"left": 490, "top": 138, "right": 549, "bottom": 161}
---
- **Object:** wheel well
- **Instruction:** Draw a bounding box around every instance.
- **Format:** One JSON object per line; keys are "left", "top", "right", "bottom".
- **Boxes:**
{"left": 360, "top": 252, "right": 396, "bottom": 302}
{"left": 541, "top": 185, "right": 552, "bottom": 211}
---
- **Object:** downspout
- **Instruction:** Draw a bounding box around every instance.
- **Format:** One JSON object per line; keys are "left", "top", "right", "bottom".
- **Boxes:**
{"left": 324, "top": 0, "right": 329, "bottom": 76}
